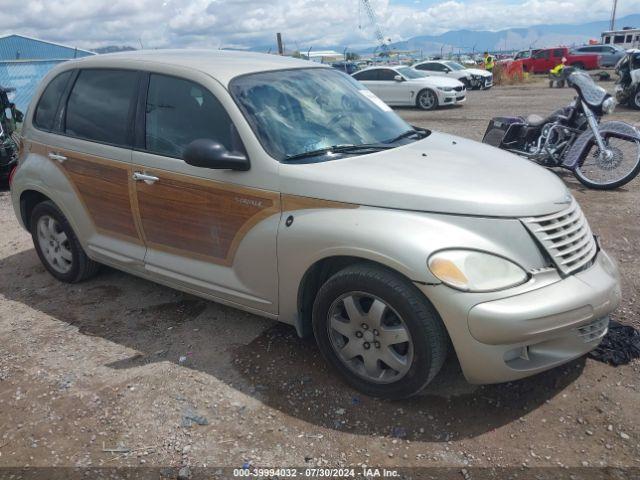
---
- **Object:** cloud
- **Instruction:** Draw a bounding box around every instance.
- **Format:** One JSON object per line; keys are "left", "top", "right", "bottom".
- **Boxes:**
{"left": 1, "top": 0, "right": 639, "bottom": 51}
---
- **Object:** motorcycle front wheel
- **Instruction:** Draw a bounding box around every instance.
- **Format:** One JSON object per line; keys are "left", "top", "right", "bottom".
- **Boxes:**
{"left": 574, "top": 133, "right": 640, "bottom": 189}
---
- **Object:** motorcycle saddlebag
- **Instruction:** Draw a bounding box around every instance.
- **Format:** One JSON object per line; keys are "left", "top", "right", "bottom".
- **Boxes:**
{"left": 482, "top": 116, "right": 525, "bottom": 147}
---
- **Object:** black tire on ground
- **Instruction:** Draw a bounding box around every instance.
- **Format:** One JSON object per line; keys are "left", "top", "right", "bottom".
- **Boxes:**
{"left": 416, "top": 89, "right": 439, "bottom": 111}
{"left": 312, "top": 263, "right": 448, "bottom": 399}
{"left": 571, "top": 62, "right": 585, "bottom": 70}
{"left": 574, "top": 134, "right": 640, "bottom": 190}
{"left": 631, "top": 87, "right": 640, "bottom": 110}
{"left": 30, "top": 200, "right": 100, "bottom": 283}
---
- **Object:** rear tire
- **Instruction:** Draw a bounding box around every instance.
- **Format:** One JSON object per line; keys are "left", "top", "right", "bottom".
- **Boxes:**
{"left": 312, "top": 263, "right": 448, "bottom": 399}
{"left": 571, "top": 62, "right": 585, "bottom": 70}
{"left": 416, "top": 89, "right": 438, "bottom": 111}
{"left": 30, "top": 201, "right": 100, "bottom": 283}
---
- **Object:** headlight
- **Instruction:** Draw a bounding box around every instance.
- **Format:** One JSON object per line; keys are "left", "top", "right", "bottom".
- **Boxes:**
{"left": 602, "top": 97, "right": 616, "bottom": 114}
{"left": 428, "top": 250, "right": 528, "bottom": 292}
{"left": 438, "top": 87, "right": 454, "bottom": 92}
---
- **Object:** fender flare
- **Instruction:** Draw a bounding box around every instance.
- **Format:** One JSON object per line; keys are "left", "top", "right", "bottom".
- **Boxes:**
{"left": 563, "top": 121, "right": 640, "bottom": 168}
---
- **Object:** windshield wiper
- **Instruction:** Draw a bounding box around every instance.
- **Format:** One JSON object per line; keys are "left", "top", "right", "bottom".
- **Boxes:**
{"left": 284, "top": 143, "right": 393, "bottom": 162}
{"left": 384, "top": 127, "right": 429, "bottom": 144}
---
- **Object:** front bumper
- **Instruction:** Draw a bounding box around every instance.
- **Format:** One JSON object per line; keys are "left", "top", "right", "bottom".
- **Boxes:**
{"left": 422, "top": 248, "right": 621, "bottom": 384}
{"left": 441, "top": 90, "right": 467, "bottom": 105}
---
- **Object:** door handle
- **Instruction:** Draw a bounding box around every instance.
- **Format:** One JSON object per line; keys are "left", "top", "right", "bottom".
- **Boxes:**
{"left": 132, "top": 171, "right": 159, "bottom": 185}
{"left": 48, "top": 152, "right": 67, "bottom": 163}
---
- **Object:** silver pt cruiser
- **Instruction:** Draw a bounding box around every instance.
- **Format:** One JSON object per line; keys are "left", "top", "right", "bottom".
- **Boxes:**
{"left": 11, "top": 50, "right": 621, "bottom": 398}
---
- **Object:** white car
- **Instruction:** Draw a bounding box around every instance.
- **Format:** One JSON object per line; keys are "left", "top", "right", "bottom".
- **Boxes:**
{"left": 413, "top": 60, "right": 493, "bottom": 90}
{"left": 351, "top": 66, "right": 466, "bottom": 110}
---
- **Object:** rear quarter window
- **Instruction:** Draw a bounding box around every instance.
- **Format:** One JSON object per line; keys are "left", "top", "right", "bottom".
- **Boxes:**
{"left": 64, "top": 69, "right": 139, "bottom": 147}
{"left": 33, "top": 71, "right": 73, "bottom": 131}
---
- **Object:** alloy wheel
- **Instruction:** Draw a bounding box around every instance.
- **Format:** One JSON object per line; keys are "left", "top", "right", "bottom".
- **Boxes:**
{"left": 418, "top": 90, "right": 436, "bottom": 109}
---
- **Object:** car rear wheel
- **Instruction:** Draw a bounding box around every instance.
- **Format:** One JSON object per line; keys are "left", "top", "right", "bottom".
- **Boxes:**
{"left": 30, "top": 201, "right": 100, "bottom": 283}
{"left": 416, "top": 89, "right": 438, "bottom": 110}
{"left": 572, "top": 62, "right": 585, "bottom": 70}
{"left": 312, "top": 263, "right": 448, "bottom": 399}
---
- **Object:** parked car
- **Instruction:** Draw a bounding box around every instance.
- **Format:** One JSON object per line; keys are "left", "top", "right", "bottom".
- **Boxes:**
{"left": 513, "top": 49, "right": 540, "bottom": 61}
{"left": 331, "top": 61, "right": 359, "bottom": 75}
{"left": 521, "top": 47, "right": 600, "bottom": 73}
{"left": 351, "top": 66, "right": 466, "bottom": 110}
{"left": 413, "top": 60, "right": 493, "bottom": 89}
{"left": 11, "top": 50, "right": 621, "bottom": 398}
{"left": 615, "top": 48, "right": 640, "bottom": 109}
{"left": 572, "top": 44, "right": 626, "bottom": 68}
{"left": 0, "top": 85, "right": 22, "bottom": 185}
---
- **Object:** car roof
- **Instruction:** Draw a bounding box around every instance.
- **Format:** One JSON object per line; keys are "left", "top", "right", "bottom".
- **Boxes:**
{"left": 60, "top": 49, "right": 328, "bottom": 86}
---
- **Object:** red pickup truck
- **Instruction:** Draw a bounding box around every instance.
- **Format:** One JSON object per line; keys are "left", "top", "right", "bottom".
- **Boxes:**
{"left": 521, "top": 47, "right": 600, "bottom": 73}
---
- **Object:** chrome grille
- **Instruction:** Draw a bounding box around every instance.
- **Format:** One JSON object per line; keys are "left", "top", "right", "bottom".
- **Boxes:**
{"left": 521, "top": 198, "right": 597, "bottom": 275}
{"left": 576, "top": 317, "right": 609, "bottom": 343}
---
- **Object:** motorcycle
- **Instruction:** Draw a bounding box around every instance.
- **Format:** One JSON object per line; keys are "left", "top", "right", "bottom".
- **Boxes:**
{"left": 482, "top": 69, "right": 640, "bottom": 190}
{"left": 614, "top": 49, "right": 640, "bottom": 110}
{"left": 0, "top": 85, "right": 22, "bottom": 186}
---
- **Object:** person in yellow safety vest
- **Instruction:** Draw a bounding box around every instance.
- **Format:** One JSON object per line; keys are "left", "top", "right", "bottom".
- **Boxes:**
{"left": 549, "top": 57, "right": 568, "bottom": 87}
{"left": 483, "top": 52, "right": 495, "bottom": 72}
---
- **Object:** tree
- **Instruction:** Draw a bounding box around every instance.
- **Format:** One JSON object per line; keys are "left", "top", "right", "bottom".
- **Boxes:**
{"left": 345, "top": 52, "right": 360, "bottom": 61}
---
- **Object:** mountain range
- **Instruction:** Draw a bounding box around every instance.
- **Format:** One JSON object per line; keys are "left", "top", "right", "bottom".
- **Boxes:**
{"left": 377, "top": 14, "right": 640, "bottom": 55}
{"left": 245, "top": 14, "right": 640, "bottom": 55}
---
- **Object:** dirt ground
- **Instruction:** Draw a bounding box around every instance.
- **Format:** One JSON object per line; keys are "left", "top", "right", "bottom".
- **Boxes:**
{"left": 0, "top": 77, "right": 639, "bottom": 478}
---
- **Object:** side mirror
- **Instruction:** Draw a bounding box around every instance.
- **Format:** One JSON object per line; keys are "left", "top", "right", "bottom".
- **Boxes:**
{"left": 444, "top": 68, "right": 451, "bottom": 73}
{"left": 393, "top": 75, "right": 404, "bottom": 82}
{"left": 183, "top": 139, "right": 250, "bottom": 171}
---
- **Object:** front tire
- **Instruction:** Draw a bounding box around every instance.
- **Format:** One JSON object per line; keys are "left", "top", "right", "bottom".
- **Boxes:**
{"left": 312, "top": 264, "right": 448, "bottom": 399}
{"left": 416, "top": 89, "right": 438, "bottom": 111}
{"left": 631, "top": 87, "right": 640, "bottom": 110}
{"left": 30, "top": 201, "right": 100, "bottom": 283}
{"left": 574, "top": 134, "right": 640, "bottom": 189}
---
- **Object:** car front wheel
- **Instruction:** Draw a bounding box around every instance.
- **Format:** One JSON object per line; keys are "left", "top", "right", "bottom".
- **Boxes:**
{"left": 312, "top": 263, "right": 448, "bottom": 398}
{"left": 416, "top": 89, "right": 438, "bottom": 110}
{"left": 632, "top": 87, "right": 640, "bottom": 110}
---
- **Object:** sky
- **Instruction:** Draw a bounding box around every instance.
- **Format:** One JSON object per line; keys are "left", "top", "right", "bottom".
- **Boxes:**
{"left": 2, "top": 0, "right": 639, "bottom": 51}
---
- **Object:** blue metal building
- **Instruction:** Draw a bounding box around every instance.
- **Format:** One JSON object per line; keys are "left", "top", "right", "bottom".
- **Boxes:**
{"left": 0, "top": 34, "right": 95, "bottom": 113}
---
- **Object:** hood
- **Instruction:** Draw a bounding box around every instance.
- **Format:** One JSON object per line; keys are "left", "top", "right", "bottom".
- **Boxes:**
{"left": 279, "top": 132, "right": 571, "bottom": 218}
{"left": 409, "top": 76, "right": 463, "bottom": 88}
{"left": 465, "top": 68, "right": 492, "bottom": 77}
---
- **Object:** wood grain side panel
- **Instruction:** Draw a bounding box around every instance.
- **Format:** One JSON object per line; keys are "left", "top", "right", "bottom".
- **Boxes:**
{"left": 135, "top": 171, "right": 280, "bottom": 266}
{"left": 31, "top": 142, "right": 142, "bottom": 244}
{"left": 281, "top": 194, "right": 358, "bottom": 212}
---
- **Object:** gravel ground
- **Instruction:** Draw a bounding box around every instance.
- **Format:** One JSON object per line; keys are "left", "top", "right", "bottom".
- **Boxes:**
{"left": 0, "top": 78, "right": 639, "bottom": 476}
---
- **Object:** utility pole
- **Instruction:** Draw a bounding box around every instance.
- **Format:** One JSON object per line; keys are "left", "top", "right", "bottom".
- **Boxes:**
{"left": 276, "top": 33, "right": 284, "bottom": 55}
{"left": 610, "top": 0, "right": 618, "bottom": 31}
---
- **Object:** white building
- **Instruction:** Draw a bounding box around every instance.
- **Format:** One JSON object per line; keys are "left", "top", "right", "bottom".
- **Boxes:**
{"left": 601, "top": 27, "right": 640, "bottom": 49}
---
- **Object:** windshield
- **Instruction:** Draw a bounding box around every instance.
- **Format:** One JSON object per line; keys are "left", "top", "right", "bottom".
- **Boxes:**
{"left": 396, "top": 67, "right": 427, "bottom": 79}
{"left": 444, "top": 61, "right": 465, "bottom": 71}
{"left": 229, "top": 68, "right": 412, "bottom": 162}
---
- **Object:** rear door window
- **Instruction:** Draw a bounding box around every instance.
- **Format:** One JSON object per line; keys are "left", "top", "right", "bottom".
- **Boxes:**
{"left": 65, "top": 69, "right": 139, "bottom": 147}
{"left": 415, "top": 63, "right": 437, "bottom": 71}
{"left": 34, "top": 71, "right": 73, "bottom": 131}
{"left": 377, "top": 69, "right": 397, "bottom": 81}
{"left": 144, "top": 74, "right": 234, "bottom": 158}
{"left": 353, "top": 70, "right": 378, "bottom": 81}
